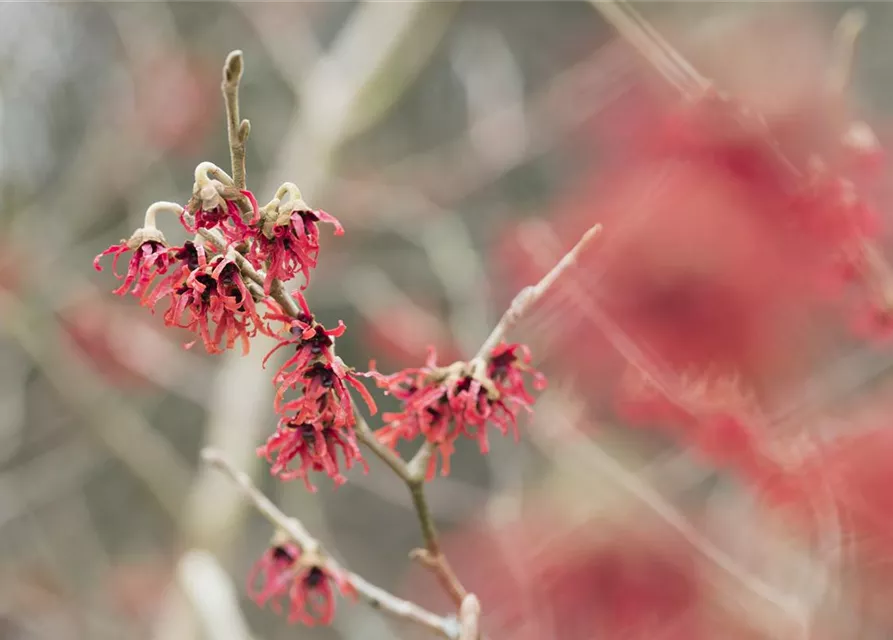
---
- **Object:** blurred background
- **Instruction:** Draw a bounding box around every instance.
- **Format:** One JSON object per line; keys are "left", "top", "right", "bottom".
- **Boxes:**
{"left": 5, "top": 1, "right": 893, "bottom": 639}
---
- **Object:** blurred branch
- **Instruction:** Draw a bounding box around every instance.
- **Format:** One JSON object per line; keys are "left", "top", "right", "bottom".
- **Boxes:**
{"left": 175, "top": 550, "right": 255, "bottom": 640}
{"left": 0, "top": 442, "right": 103, "bottom": 533}
{"left": 0, "top": 291, "right": 190, "bottom": 517}
{"left": 238, "top": 4, "right": 321, "bottom": 82}
{"left": 338, "top": 2, "right": 459, "bottom": 141}
{"left": 266, "top": 1, "right": 454, "bottom": 196}
{"left": 202, "top": 449, "right": 461, "bottom": 639}
{"left": 458, "top": 594, "right": 481, "bottom": 640}
{"left": 380, "top": 40, "right": 632, "bottom": 201}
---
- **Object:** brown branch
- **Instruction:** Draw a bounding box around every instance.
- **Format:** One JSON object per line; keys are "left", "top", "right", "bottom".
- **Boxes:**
{"left": 201, "top": 449, "right": 461, "bottom": 639}
{"left": 356, "top": 222, "right": 604, "bottom": 610}
{"left": 222, "top": 50, "right": 249, "bottom": 190}
{"left": 354, "top": 411, "right": 414, "bottom": 483}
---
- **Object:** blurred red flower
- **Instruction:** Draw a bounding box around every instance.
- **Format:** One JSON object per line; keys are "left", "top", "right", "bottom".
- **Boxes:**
{"left": 402, "top": 506, "right": 762, "bottom": 640}
{"left": 131, "top": 52, "right": 218, "bottom": 156}
{"left": 59, "top": 294, "right": 159, "bottom": 389}
{"left": 497, "top": 10, "right": 891, "bottom": 412}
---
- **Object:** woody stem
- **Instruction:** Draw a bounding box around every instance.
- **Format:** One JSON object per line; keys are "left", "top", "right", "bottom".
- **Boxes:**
{"left": 222, "top": 50, "right": 249, "bottom": 191}
{"left": 201, "top": 449, "right": 461, "bottom": 639}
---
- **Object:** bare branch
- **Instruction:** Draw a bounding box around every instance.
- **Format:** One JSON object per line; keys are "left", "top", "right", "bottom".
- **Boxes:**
{"left": 201, "top": 449, "right": 460, "bottom": 639}
{"left": 0, "top": 292, "right": 190, "bottom": 516}
{"left": 476, "top": 222, "right": 602, "bottom": 358}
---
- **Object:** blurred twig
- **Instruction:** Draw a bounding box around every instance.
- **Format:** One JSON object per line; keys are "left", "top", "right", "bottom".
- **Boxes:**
{"left": 458, "top": 594, "right": 481, "bottom": 640}
{"left": 0, "top": 291, "right": 190, "bottom": 517}
{"left": 174, "top": 550, "right": 255, "bottom": 640}
{"left": 379, "top": 40, "right": 632, "bottom": 201}
{"left": 267, "top": 2, "right": 457, "bottom": 196}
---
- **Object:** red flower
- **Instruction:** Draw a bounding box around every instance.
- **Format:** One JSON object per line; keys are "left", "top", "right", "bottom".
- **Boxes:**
{"left": 370, "top": 343, "right": 545, "bottom": 479}
{"left": 94, "top": 227, "right": 174, "bottom": 298}
{"left": 265, "top": 294, "right": 376, "bottom": 426}
{"left": 144, "top": 241, "right": 270, "bottom": 354}
{"left": 401, "top": 506, "right": 730, "bottom": 640}
{"left": 248, "top": 544, "right": 355, "bottom": 626}
{"left": 264, "top": 293, "right": 345, "bottom": 383}
{"left": 277, "top": 360, "right": 377, "bottom": 429}
{"left": 182, "top": 185, "right": 259, "bottom": 246}
{"left": 249, "top": 196, "right": 344, "bottom": 293}
{"left": 488, "top": 342, "right": 548, "bottom": 413}
{"left": 496, "top": 12, "right": 892, "bottom": 411}
{"left": 258, "top": 416, "right": 367, "bottom": 490}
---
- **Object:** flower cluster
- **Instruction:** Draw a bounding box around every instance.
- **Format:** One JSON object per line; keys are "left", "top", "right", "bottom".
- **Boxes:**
{"left": 370, "top": 343, "right": 546, "bottom": 479}
{"left": 258, "top": 292, "right": 376, "bottom": 488}
{"left": 93, "top": 50, "right": 554, "bottom": 632}
{"left": 93, "top": 162, "right": 381, "bottom": 493}
{"left": 248, "top": 541, "right": 355, "bottom": 626}
{"left": 148, "top": 241, "right": 271, "bottom": 354}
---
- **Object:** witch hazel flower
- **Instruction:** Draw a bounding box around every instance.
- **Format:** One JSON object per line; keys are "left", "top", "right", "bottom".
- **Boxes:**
{"left": 181, "top": 162, "right": 258, "bottom": 244}
{"left": 264, "top": 293, "right": 377, "bottom": 427}
{"left": 258, "top": 414, "right": 367, "bottom": 490}
{"left": 93, "top": 202, "right": 182, "bottom": 298}
{"left": 144, "top": 240, "right": 271, "bottom": 354}
{"left": 248, "top": 182, "right": 344, "bottom": 293}
{"left": 248, "top": 537, "right": 356, "bottom": 626}
{"left": 277, "top": 359, "right": 377, "bottom": 430}
{"left": 370, "top": 342, "right": 546, "bottom": 480}
{"left": 264, "top": 292, "right": 345, "bottom": 379}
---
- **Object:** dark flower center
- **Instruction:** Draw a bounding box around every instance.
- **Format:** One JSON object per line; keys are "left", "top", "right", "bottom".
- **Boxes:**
{"left": 176, "top": 242, "right": 201, "bottom": 270}
{"left": 271, "top": 545, "right": 295, "bottom": 563}
{"left": 489, "top": 350, "right": 518, "bottom": 379}
{"left": 306, "top": 363, "right": 336, "bottom": 388}
{"left": 299, "top": 423, "right": 317, "bottom": 442}
{"left": 305, "top": 566, "right": 325, "bottom": 588}
{"left": 456, "top": 376, "right": 473, "bottom": 393}
{"left": 304, "top": 331, "right": 332, "bottom": 356}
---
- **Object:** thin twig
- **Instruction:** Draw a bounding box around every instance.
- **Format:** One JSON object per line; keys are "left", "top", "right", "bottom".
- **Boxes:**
{"left": 201, "top": 449, "right": 460, "bottom": 639}
{"left": 222, "top": 50, "right": 249, "bottom": 190}
{"left": 354, "top": 418, "right": 468, "bottom": 605}
{"left": 475, "top": 222, "right": 602, "bottom": 359}
{"left": 0, "top": 292, "right": 190, "bottom": 516}
{"left": 354, "top": 412, "right": 414, "bottom": 483}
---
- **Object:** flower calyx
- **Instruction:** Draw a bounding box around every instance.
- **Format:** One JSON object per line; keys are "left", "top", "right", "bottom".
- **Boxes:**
{"left": 125, "top": 225, "right": 168, "bottom": 251}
